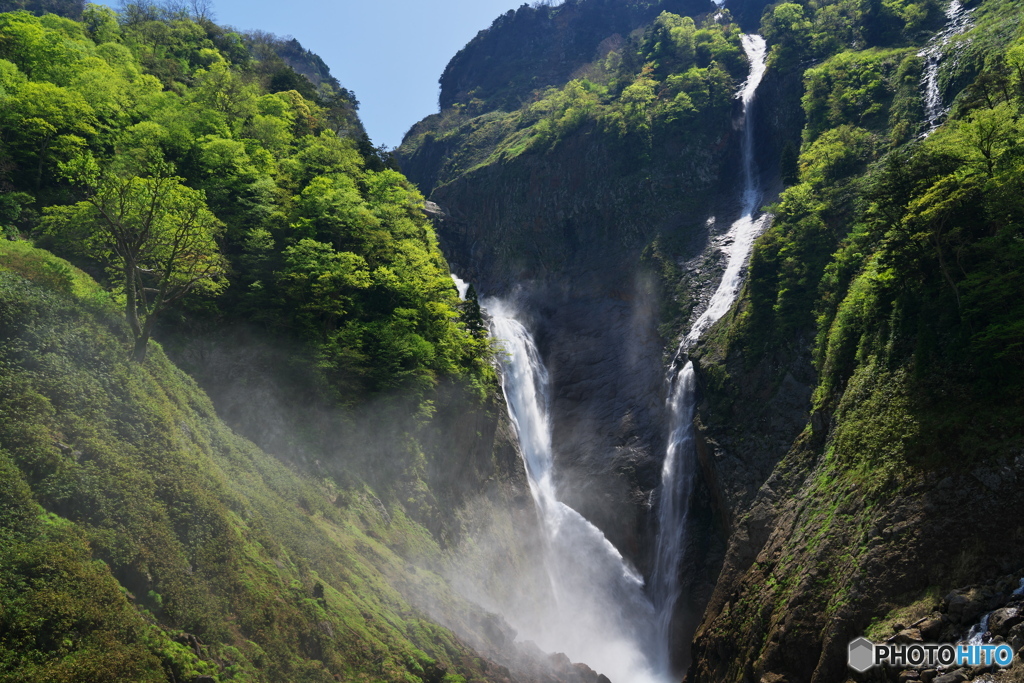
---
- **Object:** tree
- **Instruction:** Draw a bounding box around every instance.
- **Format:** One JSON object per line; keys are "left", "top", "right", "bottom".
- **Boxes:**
{"left": 461, "top": 283, "right": 487, "bottom": 339}
{"left": 44, "top": 162, "right": 227, "bottom": 361}
{"left": 0, "top": 81, "right": 97, "bottom": 189}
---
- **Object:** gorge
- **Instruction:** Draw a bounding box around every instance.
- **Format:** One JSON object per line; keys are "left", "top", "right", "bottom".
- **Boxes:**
{"left": 461, "top": 30, "right": 769, "bottom": 682}
{"left": 2, "top": 0, "right": 1024, "bottom": 681}
{"left": 400, "top": 0, "right": 1024, "bottom": 679}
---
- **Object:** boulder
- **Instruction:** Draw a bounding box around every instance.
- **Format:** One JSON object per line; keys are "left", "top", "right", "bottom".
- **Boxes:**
{"left": 890, "top": 628, "right": 925, "bottom": 644}
{"left": 920, "top": 617, "right": 944, "bottom": 640}
{"left": 968, "top": 662, "right": 992, "bottom": 678}
{"left": 1008, "top": 623, "right": 1024, "bottom": 653}
{"left": 988, "top": 607, "right": 1023, "bottom": 637}
{"left": 946, "top": 590, "right": 987, "bottom": 625}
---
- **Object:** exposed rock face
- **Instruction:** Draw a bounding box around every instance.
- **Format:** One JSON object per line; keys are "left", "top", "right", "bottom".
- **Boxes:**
{"left": 679, "top": 358, "right": 1024, "bottom": 683}
{"left": 404, "top": 116, "right": 751, "bottom": 565}
{"left": 690, "top": 336, "right": 816, "bottom": 531}
{"left": 397, "top": 0, "right": 787, "bottom": 632}
{"left": 436, "top": 0, "right": 715, "bottom": 115}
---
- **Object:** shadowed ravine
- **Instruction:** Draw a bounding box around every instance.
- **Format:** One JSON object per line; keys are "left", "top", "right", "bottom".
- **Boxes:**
{"left": 469, "top": 34, "right": 769, "bottom": 682}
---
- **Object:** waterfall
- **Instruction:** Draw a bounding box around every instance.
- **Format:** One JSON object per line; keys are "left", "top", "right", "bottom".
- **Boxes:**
{"left": 650, "top": 33, "right": 769, "bottom": 676}
{"left": 485, "top": 299, "right": 662, "bottom": 683}
{"left": 451, "top": 273, "right": 470, "bottom": 299}
{"left": 919, "top": 0, "right": 975, "bottom": 132}
{"left": 460, "top": 31, "right": 769, "bottom": 683}
{"left": 683, "top": 34, "right": 769, "bottom": 347}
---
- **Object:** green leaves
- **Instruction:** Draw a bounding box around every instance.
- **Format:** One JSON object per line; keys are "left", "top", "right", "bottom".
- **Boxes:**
{"left": 0, "top": 6, "right": 492, "bottom": 398}
{"left": 802, "top": 48, "right": 915, "bottom": 143}
{"left": 935, "top": 101, "right": 1021, "bottom": 177}
{"left": 280, "top": 238, "right": 371, "bottom": 324}
{"left": 42, "top": 166, "right": 227, "bottom": 360}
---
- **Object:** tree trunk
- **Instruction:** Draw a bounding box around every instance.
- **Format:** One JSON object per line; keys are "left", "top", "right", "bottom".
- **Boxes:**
{"left": 132, "top": 303, "right": 163, "bottom": 363}
{"left": 124, "top": 261, "right": 143, "bottom": 340}
{"left": 131, "top": 333, "right": 149, "bottom": 362}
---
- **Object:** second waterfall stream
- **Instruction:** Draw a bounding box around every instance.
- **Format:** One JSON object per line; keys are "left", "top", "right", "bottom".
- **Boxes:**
{"left": 650, "top": 32, "right": 769, "bottom": 677}
{"left": 478, "top": 34, "right": 769, "bottom": 682}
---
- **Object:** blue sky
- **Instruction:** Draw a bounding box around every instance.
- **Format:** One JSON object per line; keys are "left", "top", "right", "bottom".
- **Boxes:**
{"left": 184, "top": 0, "right": 545, "bottom": 149}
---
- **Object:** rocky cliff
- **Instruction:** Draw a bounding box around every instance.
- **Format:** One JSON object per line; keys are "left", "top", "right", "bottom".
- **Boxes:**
{"left": 398, "top": 0, "right": 759, "bottom": 570}
{"left": 401, "top": 0, "right": 1024, "bottom": 679}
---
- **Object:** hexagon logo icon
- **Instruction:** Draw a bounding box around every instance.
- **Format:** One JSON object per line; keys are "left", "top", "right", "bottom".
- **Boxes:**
{"left": 848, "top": 637, "right": 875, "bottom": 672}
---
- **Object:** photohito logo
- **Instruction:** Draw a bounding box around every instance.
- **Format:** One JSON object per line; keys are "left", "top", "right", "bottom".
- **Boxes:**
{"left": 848, "top": 638, "right": 1015, "bottom": 672}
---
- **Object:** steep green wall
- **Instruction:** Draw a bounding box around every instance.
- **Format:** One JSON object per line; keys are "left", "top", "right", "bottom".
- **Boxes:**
{"left": 687, "top": 0, "right": 1024, "bottom": 678}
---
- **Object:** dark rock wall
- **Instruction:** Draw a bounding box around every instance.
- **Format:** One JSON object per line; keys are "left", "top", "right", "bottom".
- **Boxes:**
{"left": 414, "top": 115, "right": 746, "bottom": 564}
{"left": 437, "top": 0, "right": 715, "bottom": 113}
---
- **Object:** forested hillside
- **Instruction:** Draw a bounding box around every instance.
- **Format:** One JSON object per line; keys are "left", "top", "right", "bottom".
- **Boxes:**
{"left": 0, "top": 4, "right": 533, "bottom": 682}
{"left": 0, "top": 242, "right": 513, "bottom": 683}
{"left": 0, "top": 2, "right": 491, "bottom": 402}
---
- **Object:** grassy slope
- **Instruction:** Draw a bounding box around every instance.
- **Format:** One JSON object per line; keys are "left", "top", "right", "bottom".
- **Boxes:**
{"left": 0, "top": 240, "right": 504, "bottom": 683}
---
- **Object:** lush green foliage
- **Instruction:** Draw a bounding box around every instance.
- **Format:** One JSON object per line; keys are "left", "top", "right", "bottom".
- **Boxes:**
{"left": 0, "top": 5, "right": 491, "bottom": 402}
{"left": 43, "top": 159, "right": 228, "bottom": 360}
{"left": 719, "top": 0, "right": 1024, "bottom": 472}
{"left": 401, "top": 10, "right": 747, "bottom": 188}
{"left": 0, "top": 241, "right": 498, "bottom": 682}
{"left": 760, "top": 0, "right": 942, "bottom": 68}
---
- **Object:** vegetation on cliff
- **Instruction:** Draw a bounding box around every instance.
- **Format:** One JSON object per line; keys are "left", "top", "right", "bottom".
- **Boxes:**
{"left": 689, "top": 0, "right": 1024, "bottom": 678}
{"left": 0, "top": 4, "right": 521, "bottom": 682}
{"left": 400, "top": 1, "right": 746, "bottom": 194}
{"left": 0, "top": 241, "right": 509, "bottom": 682}
{"left": 728, "top": 0, "right": 1023, "bottom": 467}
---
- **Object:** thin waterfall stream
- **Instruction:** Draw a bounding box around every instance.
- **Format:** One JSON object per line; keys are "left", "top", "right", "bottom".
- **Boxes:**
{"left": 919, "top": 0, "right": 975, "bottom": 133}
{"left": 650, "top": 33, "right": 769, "bottom": 678}
{"left": 464, "top": 33, "right": 769, "bottom": 682}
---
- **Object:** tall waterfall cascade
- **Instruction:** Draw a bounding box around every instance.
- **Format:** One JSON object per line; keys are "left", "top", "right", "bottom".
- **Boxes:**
{"left": 486, "top": 299, "right": 662, "bottom": 683}
{"left": 461, "top": 33, "right": 770, "bottom": 683}
{"left": 650, "top": 33, "right": 769, "bottom": 677}
{"left": 919, "top": 0, "right": 975, "bottom": 132}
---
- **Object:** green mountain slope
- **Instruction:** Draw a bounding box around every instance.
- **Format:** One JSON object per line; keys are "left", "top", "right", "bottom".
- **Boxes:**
{"left": 687, "top": 0, "right": 1024, "bottom": 678}
{"left": 0, "top": 240, "right": 517, "bottom": 683}
{"left": 0, "top": 4, "right": 491, "bottom": 408}
{"left": 0, "top": 5, "right": 540, "bottom": 682}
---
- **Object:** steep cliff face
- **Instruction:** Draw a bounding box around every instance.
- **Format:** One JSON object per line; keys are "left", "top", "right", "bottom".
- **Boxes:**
{"left": 683, "top": 0, "right": 1024, "bottom": 677}
{"left": 398, "top": 0, "right": 756, "bottom": 564}
{"left": 403, "top": 0, "right": 1024, "bottom": 678}
{"left": 436, "top": 0, "right": 713, "bottom": 115}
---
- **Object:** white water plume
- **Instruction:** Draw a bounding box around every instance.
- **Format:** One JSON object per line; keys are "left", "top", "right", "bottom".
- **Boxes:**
{"left": 650, "top": 34, "right": 769, "bottom": 677}
{"left": 450, "top": 273, "right": 470, "bottom": 300}
{"left": 486, "top": 298, "right": 663, "bottom": 683}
